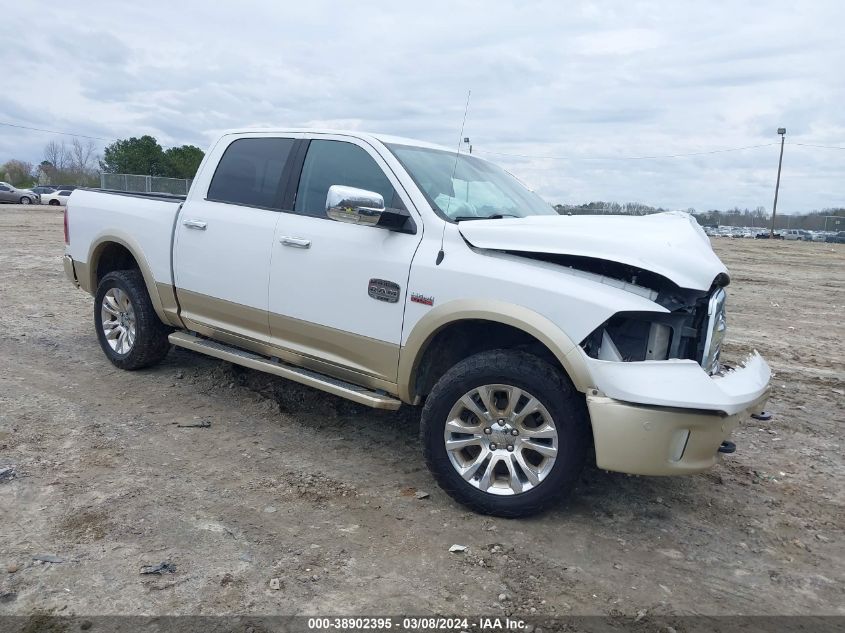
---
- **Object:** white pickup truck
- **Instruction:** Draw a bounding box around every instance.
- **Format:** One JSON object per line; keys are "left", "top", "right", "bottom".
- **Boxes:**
{"left": 64, "top": 129, "right": 771, "bottom": 516}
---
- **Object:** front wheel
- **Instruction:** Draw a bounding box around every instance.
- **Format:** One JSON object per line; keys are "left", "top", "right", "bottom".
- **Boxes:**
{"left": 94, "top": 269, "right": 171, "bottom": 370}
{"left": 421, "top": 349, "right": 590, "bottom": 517}
{"left": 19, "top": 196, "right": 31, "bottom": 205}
{"left": 49, "top": 199, "right": 60, "bottom": 206}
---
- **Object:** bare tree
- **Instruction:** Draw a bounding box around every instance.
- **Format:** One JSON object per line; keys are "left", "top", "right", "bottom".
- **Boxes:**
{"left": 69, "top": 138, "right": 97, "bottom": 172}
{"left": 43, "top": 140, "right": 68, "bottom": 171}
{"left": 41, "top": 138, "right": 100, "bottom": 186}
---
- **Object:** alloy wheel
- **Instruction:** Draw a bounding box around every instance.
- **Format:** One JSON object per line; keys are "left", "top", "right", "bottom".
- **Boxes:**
{"left": 100, "top": 287, "right": 136, "bottom": 355}
{"left": 443, "top": 384, "right": 559, "bottom": 496}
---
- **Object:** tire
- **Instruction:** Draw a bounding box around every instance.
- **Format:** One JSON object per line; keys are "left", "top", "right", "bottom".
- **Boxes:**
{"left": 421, "top": 349, "right": 590, "bottom": 517}
{"left": 94, "top": 269, "right": 171, "bottom": 370}
{"left": 49, "top": 199, "right": 60, "bottom": 206}
{"left": 19, "top": 196, "right": 31, "bottom": 205}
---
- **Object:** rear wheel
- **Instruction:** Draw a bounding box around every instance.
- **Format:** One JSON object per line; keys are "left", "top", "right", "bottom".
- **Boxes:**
{"left": 94, "top": 270, "right": 171, "bottom": 370}
{"left": 421, "top": 349, "right": 590, "bottom": 517}
{"left": 19, "top": 196, "right": 31, "bottom": 205}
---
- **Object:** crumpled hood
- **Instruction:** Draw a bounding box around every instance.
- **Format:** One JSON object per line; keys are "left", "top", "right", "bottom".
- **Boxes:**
{"left": 458, "top": 211, "right": 728, "bottom": 291}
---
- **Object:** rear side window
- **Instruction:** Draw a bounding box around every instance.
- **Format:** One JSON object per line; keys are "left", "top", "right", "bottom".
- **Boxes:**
{"left": 207, "top": 137, "right": 295, "bottom": 209}
{"left": 294, "top": 140, "right": 399, "bottom": 217}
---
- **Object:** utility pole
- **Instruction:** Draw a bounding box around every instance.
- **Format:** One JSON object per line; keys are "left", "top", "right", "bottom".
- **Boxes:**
{"left": 770, "top": 127, "right": 786, "bottom": 237}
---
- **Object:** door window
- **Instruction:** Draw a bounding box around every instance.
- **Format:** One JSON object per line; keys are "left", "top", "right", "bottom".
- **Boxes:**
{"left": 207, "top": 137, "right": 295, "bottom": 209}
{"left": 294, "top": 140, "right": 400, "bottom": 217}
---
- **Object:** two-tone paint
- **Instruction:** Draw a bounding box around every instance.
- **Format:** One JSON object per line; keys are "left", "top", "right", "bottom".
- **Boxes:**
{"left": 64, "top": 128, "right": 771, "bottom": 477}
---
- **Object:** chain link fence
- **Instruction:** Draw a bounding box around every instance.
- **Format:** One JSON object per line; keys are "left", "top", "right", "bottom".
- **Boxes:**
{"left": 101, "top": 173, "right": 193, "bottom": 196}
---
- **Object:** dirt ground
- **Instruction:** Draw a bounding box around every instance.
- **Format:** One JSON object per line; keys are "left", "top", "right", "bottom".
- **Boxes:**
{"left": 0, "top": 205, "right": 842, "bottom": 618}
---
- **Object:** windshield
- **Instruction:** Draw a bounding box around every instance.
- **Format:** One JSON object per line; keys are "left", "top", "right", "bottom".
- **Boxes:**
{"left": 387, "top": 144, "right": 556, "bottom": 220}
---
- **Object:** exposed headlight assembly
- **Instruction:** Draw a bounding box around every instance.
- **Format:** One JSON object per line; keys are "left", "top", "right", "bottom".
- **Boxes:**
{"left": 581, "top": 285, "right": 727, "bottom": 372}
{"left": 701, "top": 287, "right": 727, "bottom": 375}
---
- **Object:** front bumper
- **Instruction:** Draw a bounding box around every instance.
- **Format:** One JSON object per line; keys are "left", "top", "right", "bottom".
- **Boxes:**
{"left": 586, "top": 353, "right": 771, "bottom": 475}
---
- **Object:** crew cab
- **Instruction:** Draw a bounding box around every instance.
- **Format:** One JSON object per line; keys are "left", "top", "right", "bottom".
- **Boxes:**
{"left": 63, "top": 129, "right": 771, "bottom": 516}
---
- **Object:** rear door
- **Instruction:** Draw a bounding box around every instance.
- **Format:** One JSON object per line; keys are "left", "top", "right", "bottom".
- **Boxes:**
{"left": 267, "top": 136, "right": 422, "bottom": 383}
{"left": 173, "top": 135, "right": 298, "bottom": 344}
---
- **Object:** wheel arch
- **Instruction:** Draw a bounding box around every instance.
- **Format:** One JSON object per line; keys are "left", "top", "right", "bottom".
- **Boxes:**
{"left": 398, "top": 300, "right": 594, "bottom": 404}
{"left": 85, "top": 234, "right": 169, "bottom": 324}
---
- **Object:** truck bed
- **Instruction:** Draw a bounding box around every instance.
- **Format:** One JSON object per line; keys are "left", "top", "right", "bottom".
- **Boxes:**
{"left": 65, "top": 188, "right": 183, "bottom": 291}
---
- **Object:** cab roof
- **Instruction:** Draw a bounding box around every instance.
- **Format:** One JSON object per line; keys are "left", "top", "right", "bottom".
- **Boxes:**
{"left": 218, "top": 128, "right": 452, "bottom": 152}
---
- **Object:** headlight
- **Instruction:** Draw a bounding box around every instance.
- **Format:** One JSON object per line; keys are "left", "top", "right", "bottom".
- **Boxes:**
{"left": 701, "top": 287, "right": 727, "bottom": 374}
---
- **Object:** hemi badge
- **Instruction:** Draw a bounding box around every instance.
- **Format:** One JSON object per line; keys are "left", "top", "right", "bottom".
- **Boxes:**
{"left": 410, "top": 293, "right": 434, "bottom": 306}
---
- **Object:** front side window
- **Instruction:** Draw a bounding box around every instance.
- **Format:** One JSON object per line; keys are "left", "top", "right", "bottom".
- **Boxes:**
{"left": 207, "top": 137, "right": 295, "bottom": 209}
{"left": 294, "top": 140, "right": 399, "bottom": 217}
{"left": 387, "top": 144, "right": 556, "bottom": 221}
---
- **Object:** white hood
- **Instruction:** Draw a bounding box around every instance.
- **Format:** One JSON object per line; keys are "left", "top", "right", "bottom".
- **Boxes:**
{"left": 457, "top": 211, "right": 728, "bottom": 291}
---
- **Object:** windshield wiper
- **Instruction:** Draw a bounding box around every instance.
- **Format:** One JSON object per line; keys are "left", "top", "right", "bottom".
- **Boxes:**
{"left": 454, "top": 214, "right": 516, "bottom": 221}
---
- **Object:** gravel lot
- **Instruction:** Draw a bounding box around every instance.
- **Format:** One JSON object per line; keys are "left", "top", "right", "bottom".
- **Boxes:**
{"left": 0, "top": 205, "right": 843, "bottom": 619}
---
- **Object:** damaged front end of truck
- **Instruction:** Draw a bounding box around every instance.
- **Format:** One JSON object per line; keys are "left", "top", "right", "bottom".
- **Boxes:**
{"left": 459, "top": 211, "right": 772, "bottom": 474}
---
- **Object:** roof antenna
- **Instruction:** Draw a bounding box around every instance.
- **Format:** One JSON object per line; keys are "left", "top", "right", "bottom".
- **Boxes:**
{"left": 437, "top": 89, "right": 471, "bottom": 265}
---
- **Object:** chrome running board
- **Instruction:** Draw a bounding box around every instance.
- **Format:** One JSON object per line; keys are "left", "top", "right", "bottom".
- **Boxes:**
{"left": 169, "top": 331, "right": 402, "bottom": 410}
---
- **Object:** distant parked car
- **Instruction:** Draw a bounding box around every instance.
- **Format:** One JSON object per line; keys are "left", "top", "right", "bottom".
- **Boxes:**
{"left": 0, "top": 182, "right": 40, "bottom": 204}
{"left": 825, "top": 231, "right": 845, "bottom": 244}
{"left": 783, "top": 229, "right": 811, "bottom": 241}
{"left": 42, "top": 189, "right": 73, "bottom": 206}
{"left": 32, "top": 186, "right": 57, "bottom": 196}
{"left": 755, "top": 231, "right": 784, "bottom": 239}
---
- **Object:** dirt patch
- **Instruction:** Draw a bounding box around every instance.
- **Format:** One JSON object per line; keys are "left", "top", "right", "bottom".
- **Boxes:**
{"left": 55, "top": 510, "right": 111, "bottom": 544}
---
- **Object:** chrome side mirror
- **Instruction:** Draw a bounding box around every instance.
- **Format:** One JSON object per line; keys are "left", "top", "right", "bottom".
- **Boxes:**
{"left": 326, "top": 185, "right": 384, "bottom": 226}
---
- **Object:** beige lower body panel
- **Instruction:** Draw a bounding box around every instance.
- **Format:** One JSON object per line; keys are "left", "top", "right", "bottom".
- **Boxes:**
{"left": 63, "top": 255, "right": 80, "bottom": 287}
{"left": 268, "top": 312, "right": 399, "bottom": 383}
{"left": 177, "top": 288, "right": 269, "bottom": 341}
{"left": 588, "top": 390, "right": 769, "bottom": 475}
{"left": 174, "top": 288, "right": 401, "bottom": 396}
{"left": 74, "top": 260, "right": 91, "bottom": 292}
{"left": 155, "top": 282, "right": 184, "bottom": 328}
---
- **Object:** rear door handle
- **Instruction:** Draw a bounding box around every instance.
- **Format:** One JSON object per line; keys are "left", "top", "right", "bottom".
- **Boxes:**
{"left": 279, "top": 236, "right": 311, "bottom": 249}
{"left": 183, "top": 219, "right": 207, "bottom": 230}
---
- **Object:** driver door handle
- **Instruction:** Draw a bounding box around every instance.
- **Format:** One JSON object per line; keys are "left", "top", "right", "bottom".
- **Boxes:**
{"left": 183, "top": 219, "right": 207, "bottom": 230}
{"left": 279, "top": 236, "right": 311, "bottom": 249}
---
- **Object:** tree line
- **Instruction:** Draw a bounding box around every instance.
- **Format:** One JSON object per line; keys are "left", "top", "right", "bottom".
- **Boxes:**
{"left": 1, "top": 135, "right": 205, "bottom": 188}
{"left": 99, "top": 135, "right": 204, "bottom": 180}
{"left": 555, "top": 201, "right": 845, "bottom": 231}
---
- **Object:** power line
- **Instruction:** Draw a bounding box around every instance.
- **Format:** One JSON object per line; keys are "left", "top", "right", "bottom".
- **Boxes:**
{"left": 789, "top": 142, "right": 845, "bottom": 150}
{"left": 4, "top": 117, "right": 845, "bottom": 156}
{"left": 0, "top": 121, "right": 110, "bottom": 142}
{"left": 475, "top": 143, "right": 780, "bottom": 161}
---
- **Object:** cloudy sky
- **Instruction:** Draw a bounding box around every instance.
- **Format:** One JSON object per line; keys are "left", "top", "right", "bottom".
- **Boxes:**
{"left": 3, "top": 1, "right": 843, "bottom": 213}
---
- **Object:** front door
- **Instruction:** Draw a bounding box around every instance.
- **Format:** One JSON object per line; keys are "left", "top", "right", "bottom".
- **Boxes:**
{"left": 268, "top": 137, "right": 422, "bottom": 384}
{"left": 173, "top": 136, "right": 296, "bottom": 343}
